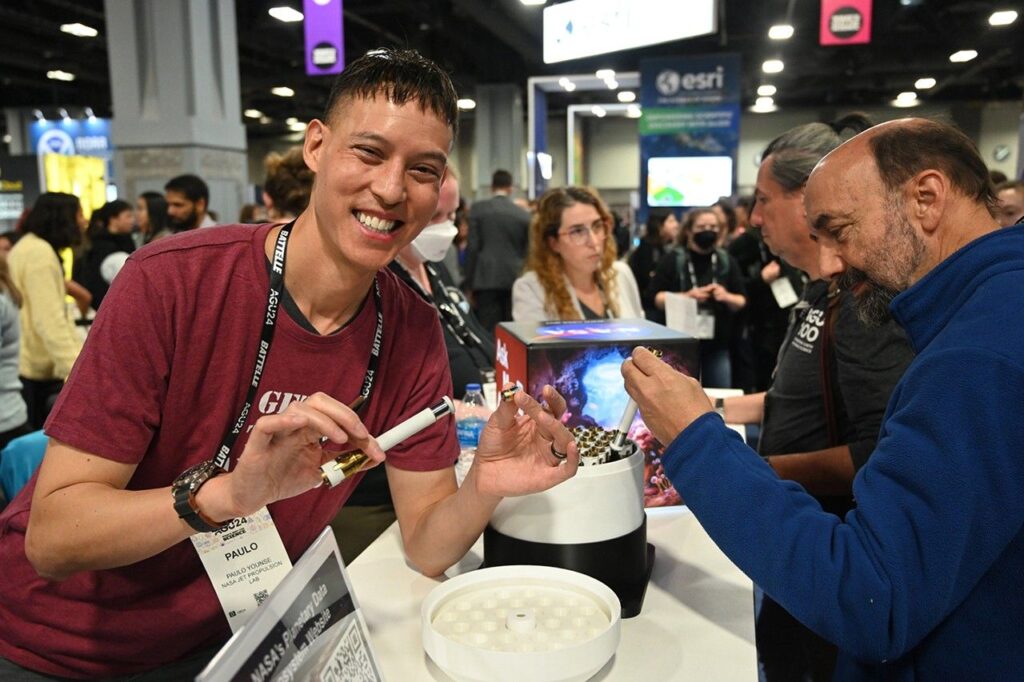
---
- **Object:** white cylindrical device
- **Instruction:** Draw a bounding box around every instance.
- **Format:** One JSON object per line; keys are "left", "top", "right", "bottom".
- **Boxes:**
{"left": 610, "top": 397, "right": 638, "bottom": 451}
{"left": 489, "top": 443, "right": 644, "bottom": 544}
{"left": 320, "top": 396, "right": 455, "bottom": 487}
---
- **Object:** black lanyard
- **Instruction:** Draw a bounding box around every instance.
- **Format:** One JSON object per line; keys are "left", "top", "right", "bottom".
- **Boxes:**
{"left": 686, "top": 250, "right": 717, "bottom": 289}
{"left": 212, "top": 221, "right": 384, "bottom": 471}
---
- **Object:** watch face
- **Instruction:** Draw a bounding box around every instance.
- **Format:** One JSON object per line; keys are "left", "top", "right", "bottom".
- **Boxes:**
{"left": 174, "top": 459, "right": 217, "bottom": 492}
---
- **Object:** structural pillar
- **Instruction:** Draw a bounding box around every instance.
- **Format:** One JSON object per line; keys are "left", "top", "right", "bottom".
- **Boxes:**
{"left": 104, "top": 0, "right": 247, "bottom": 222}
{"left": 473, "top": 84, "right": 524, "bottom": 198}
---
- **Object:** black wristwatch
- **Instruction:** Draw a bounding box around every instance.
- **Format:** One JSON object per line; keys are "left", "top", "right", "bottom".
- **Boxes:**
{"left": 172, "top": 459, "right": 228, "bottom": 533}
{"left": 713, "top": 397, "right": 726, "bottom": 418}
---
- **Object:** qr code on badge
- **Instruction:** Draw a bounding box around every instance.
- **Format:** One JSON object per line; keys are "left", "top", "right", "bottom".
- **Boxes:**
{"left": 317, "top": 615, "right": 383, "bottom": 682}
{"left": 253, "top": 589, "right": 269, "bottom": 606}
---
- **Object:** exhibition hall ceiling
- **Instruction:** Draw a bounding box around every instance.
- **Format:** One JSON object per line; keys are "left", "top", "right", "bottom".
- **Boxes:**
{"left": 1, "top": 0, "right": 1021, "bottom": 139}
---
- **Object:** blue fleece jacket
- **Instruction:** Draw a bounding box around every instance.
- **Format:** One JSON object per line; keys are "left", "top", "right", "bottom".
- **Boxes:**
{"left": 662, "top": 226, "right": 1024, "bottom": 680}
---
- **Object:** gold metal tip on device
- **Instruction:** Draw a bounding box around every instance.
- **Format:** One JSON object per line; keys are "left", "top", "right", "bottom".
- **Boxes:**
{"left": 646, "top": 347, "right": 664, "bottom": 358}
{"left": 501, "top": 386, "right": 520, "bottom": 402}
{"left": 332, "top": 450, "right": 371, "bottom": 478}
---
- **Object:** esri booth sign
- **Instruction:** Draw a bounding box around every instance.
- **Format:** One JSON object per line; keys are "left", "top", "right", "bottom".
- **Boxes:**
{"left": 820, "top": 0, "right": 872, "bottom": 46}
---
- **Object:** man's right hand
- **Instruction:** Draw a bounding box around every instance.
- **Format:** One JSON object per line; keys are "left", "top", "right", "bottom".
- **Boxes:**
{"left": 622, "top": 347, "right": 713, "bottom": 446}
{"left": 202, "top": 393, "right": 385, "bottom": 521}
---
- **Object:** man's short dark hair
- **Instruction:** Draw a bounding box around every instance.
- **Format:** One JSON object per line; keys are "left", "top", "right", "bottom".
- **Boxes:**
{"left": 322, "top": 48, "right": 459, "bottom": 137}
{"left": 491, "top": 170, "right": 513, "bottom": 189}
{"left": 868, "top": 120, "right": 997, "bottom": 212}
{"left": 763, "top": 113, "right": 874, "bottom": 192}
{"left": 164, "top": 174, "right": 209, "bottom": 204}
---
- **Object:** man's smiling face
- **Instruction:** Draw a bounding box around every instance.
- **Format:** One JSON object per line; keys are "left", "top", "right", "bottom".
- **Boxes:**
{"left": 303, "top": 94, "right": 452, "bottom": 275}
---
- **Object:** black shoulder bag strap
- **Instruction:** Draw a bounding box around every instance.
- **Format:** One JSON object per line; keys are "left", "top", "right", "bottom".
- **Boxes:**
{"left": 819, "top": 280, "right": 844, "bottom": 447}
{"left": 673, "top": 247, "right": 690, "bottom": 290}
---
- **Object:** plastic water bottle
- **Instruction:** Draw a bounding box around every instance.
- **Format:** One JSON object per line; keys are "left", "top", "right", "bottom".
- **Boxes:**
{"left": 455, "top": 383, "right": 488, "bottom": 485}
{"left": 457, "top": 384, "right": 488, "bottom": 451}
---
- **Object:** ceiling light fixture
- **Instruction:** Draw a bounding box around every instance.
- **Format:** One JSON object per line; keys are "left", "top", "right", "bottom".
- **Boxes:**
{"left": 892, "top": 91, "right": 920, "bottom": 108}
{"left": 457, "top": 98, "right": 476, "bottom": 110}
{"left": 617, "top": 91, "right": 636, "bottom": 103}
{"left": 286, "top": 117, "right": 299, "bottom": 125}
{"left": 591, "top": 105, "right": 607, "bottom": 118}
{"left": 520, "top": 0, "right": 547, "bottom": 5}
{"left": 949, "top": 50, "right": 978, "bottom": 63}
{"left": 751, "top": 96, "right": 778, "bottom": 113}
{"left": 2, "top": 134, "right": 11, "bottom": 145}
{"left": 58, "top": 108, "right": 71, "bottom": 121}
{"left": 46, "top": 70, "right": 75, "bottom": 82}
{"left": 60, "top": 23, "right": 98, "bottom": 37}
{"left": 757, "top": 84, "right": 777, "bottom": 97}
{"left": 762, "top": 59, "right": 784, "bottom": 74}
{"left": 244, "top": 109, "right": 263, "bottom": 119}
{"left": 32, "top": 109, "right": 45, "bottom": 121}
{"left": 268, "top": 6, "right": 304, "bottom": 22}
{"left": 605, "top": 79, "right": 619, "bottom": 89}
{"left": 988, "top": 10, "right": 1018, "bottom": 26}
{"left": 84, "top": 106, "right": 96, "bottom": 120}
{"left": 768, "top": 24, "right": 794, "bottom": 40}
{"left": 595, "top": 69, "right": 616, "bottom": 80}
{"left": 914, "top": 77, "right": 936, "bottom": 89}
{"left": 288, "top": 121, "right": 308, "bottom": 132}
{"left": 558, "top": 77, "right": 576, "bottom": 92}
{"left": 259, "top": 116, "right": 271, "bottom": 125}
{"left": 271, "top": 86, "right": 295, "bottom": 97}
{"left": 626, "top": 104, "right": 642, "bottom": 119}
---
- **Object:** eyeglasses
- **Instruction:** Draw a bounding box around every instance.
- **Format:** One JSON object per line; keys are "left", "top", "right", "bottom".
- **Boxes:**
{"left": 557, "top": 220, "right": 607, "bottom": 246}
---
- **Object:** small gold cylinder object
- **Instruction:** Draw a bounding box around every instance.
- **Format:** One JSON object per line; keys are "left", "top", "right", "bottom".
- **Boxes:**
{"left": 320, "top": 396, "right": 455, "bottom": 488}
{"left": 501, "top": 386, "right": 520, "bottom": 402}
{"left": 320, "top": 450, "right": 372, "bottom": 486}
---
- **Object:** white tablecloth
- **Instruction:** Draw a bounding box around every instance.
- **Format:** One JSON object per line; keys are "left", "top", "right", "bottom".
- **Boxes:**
{"left": 346, "top": 506, "right": 756, "bottom": 680}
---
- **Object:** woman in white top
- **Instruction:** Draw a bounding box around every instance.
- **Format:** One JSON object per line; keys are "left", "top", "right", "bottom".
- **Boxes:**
{"left": 512, "top": 186, "right": 643, "bottom": 322}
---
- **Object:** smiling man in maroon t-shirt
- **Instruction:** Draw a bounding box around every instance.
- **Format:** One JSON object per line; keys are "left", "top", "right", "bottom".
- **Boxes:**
{"left": 0, "top": 49, "right": 580, "bottom": 680}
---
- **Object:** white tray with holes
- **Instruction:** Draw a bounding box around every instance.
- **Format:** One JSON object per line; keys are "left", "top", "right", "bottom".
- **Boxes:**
{"left": 421, "top": 565, "right": 622, "bottom": 682}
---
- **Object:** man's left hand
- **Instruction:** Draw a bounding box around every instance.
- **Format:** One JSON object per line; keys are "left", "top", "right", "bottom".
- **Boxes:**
{"left": 622, "top": 347, "right": 713, "bottom": 446}
{"left": 471, "top": 385, "right": 579, "bottom": 498}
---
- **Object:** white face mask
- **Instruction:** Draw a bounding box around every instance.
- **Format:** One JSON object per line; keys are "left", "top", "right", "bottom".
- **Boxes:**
{"left": 409, "top": 219, "right": 458, "bottom": 262}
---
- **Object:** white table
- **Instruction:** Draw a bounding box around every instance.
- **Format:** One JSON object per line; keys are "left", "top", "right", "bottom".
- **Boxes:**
{"left": 346, "top": 506, "right": 757, "bottom": 681}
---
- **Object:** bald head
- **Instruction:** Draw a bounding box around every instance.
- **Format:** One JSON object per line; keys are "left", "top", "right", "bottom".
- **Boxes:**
{"left": 805, "top": 117, "right": 1002, "bottom": 314}
{"left": 864, "top": 118, "right": 993, "bottom": 210}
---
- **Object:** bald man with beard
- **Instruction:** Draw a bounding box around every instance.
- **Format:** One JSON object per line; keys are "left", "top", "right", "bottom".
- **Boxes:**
{"left": 622, "top": 118, "right": 1024, "bottom": 680}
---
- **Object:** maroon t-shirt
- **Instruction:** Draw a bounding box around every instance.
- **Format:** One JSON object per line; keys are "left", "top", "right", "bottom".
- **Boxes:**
{"left": 0, "top": 224, "right": 457, "bottom": 678}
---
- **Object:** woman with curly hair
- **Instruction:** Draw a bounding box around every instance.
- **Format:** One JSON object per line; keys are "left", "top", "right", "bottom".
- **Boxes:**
{"left": 512, "top": 186, "right": 642, "bottom": 322}
{"left": 262, "top": 146, "right": 314, "bottom": 221}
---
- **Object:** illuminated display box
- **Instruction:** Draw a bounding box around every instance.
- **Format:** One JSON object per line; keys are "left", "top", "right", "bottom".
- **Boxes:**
{"left": 495, "top": 319, "right": 699, "bottom": 507}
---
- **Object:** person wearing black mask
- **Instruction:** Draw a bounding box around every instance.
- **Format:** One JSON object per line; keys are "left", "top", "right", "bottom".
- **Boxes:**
{"left": 645, "top": 207, "right": 746, "bottom": 387}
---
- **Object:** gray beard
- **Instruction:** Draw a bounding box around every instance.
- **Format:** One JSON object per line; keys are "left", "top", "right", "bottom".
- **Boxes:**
{"left": 839, "top": 268, "right": 898, "bottom": 327}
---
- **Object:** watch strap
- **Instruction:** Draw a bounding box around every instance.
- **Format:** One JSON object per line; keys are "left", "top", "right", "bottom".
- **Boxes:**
{"left": 172, "top": 461, "right": 228, "bottom": 533}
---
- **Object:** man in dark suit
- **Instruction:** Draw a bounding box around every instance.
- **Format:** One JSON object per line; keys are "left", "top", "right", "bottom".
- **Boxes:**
{"left": 464, "top": 169, "right": 531, "bottom": 332}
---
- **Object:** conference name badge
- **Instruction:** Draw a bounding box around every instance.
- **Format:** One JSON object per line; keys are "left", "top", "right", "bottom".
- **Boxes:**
{"left": 191, "top": 506, "right": 293, "bottom": 632}
{"left": 770, "top": 277, "right": 799, "bottom": 309}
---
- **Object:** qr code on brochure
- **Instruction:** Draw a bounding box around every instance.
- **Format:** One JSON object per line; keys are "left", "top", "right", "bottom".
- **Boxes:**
{"left": 253, "top": 589, "right": 270, "bottom": 606}
{"left": 317, "top": 615, "right": 383, "bottom": 682}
